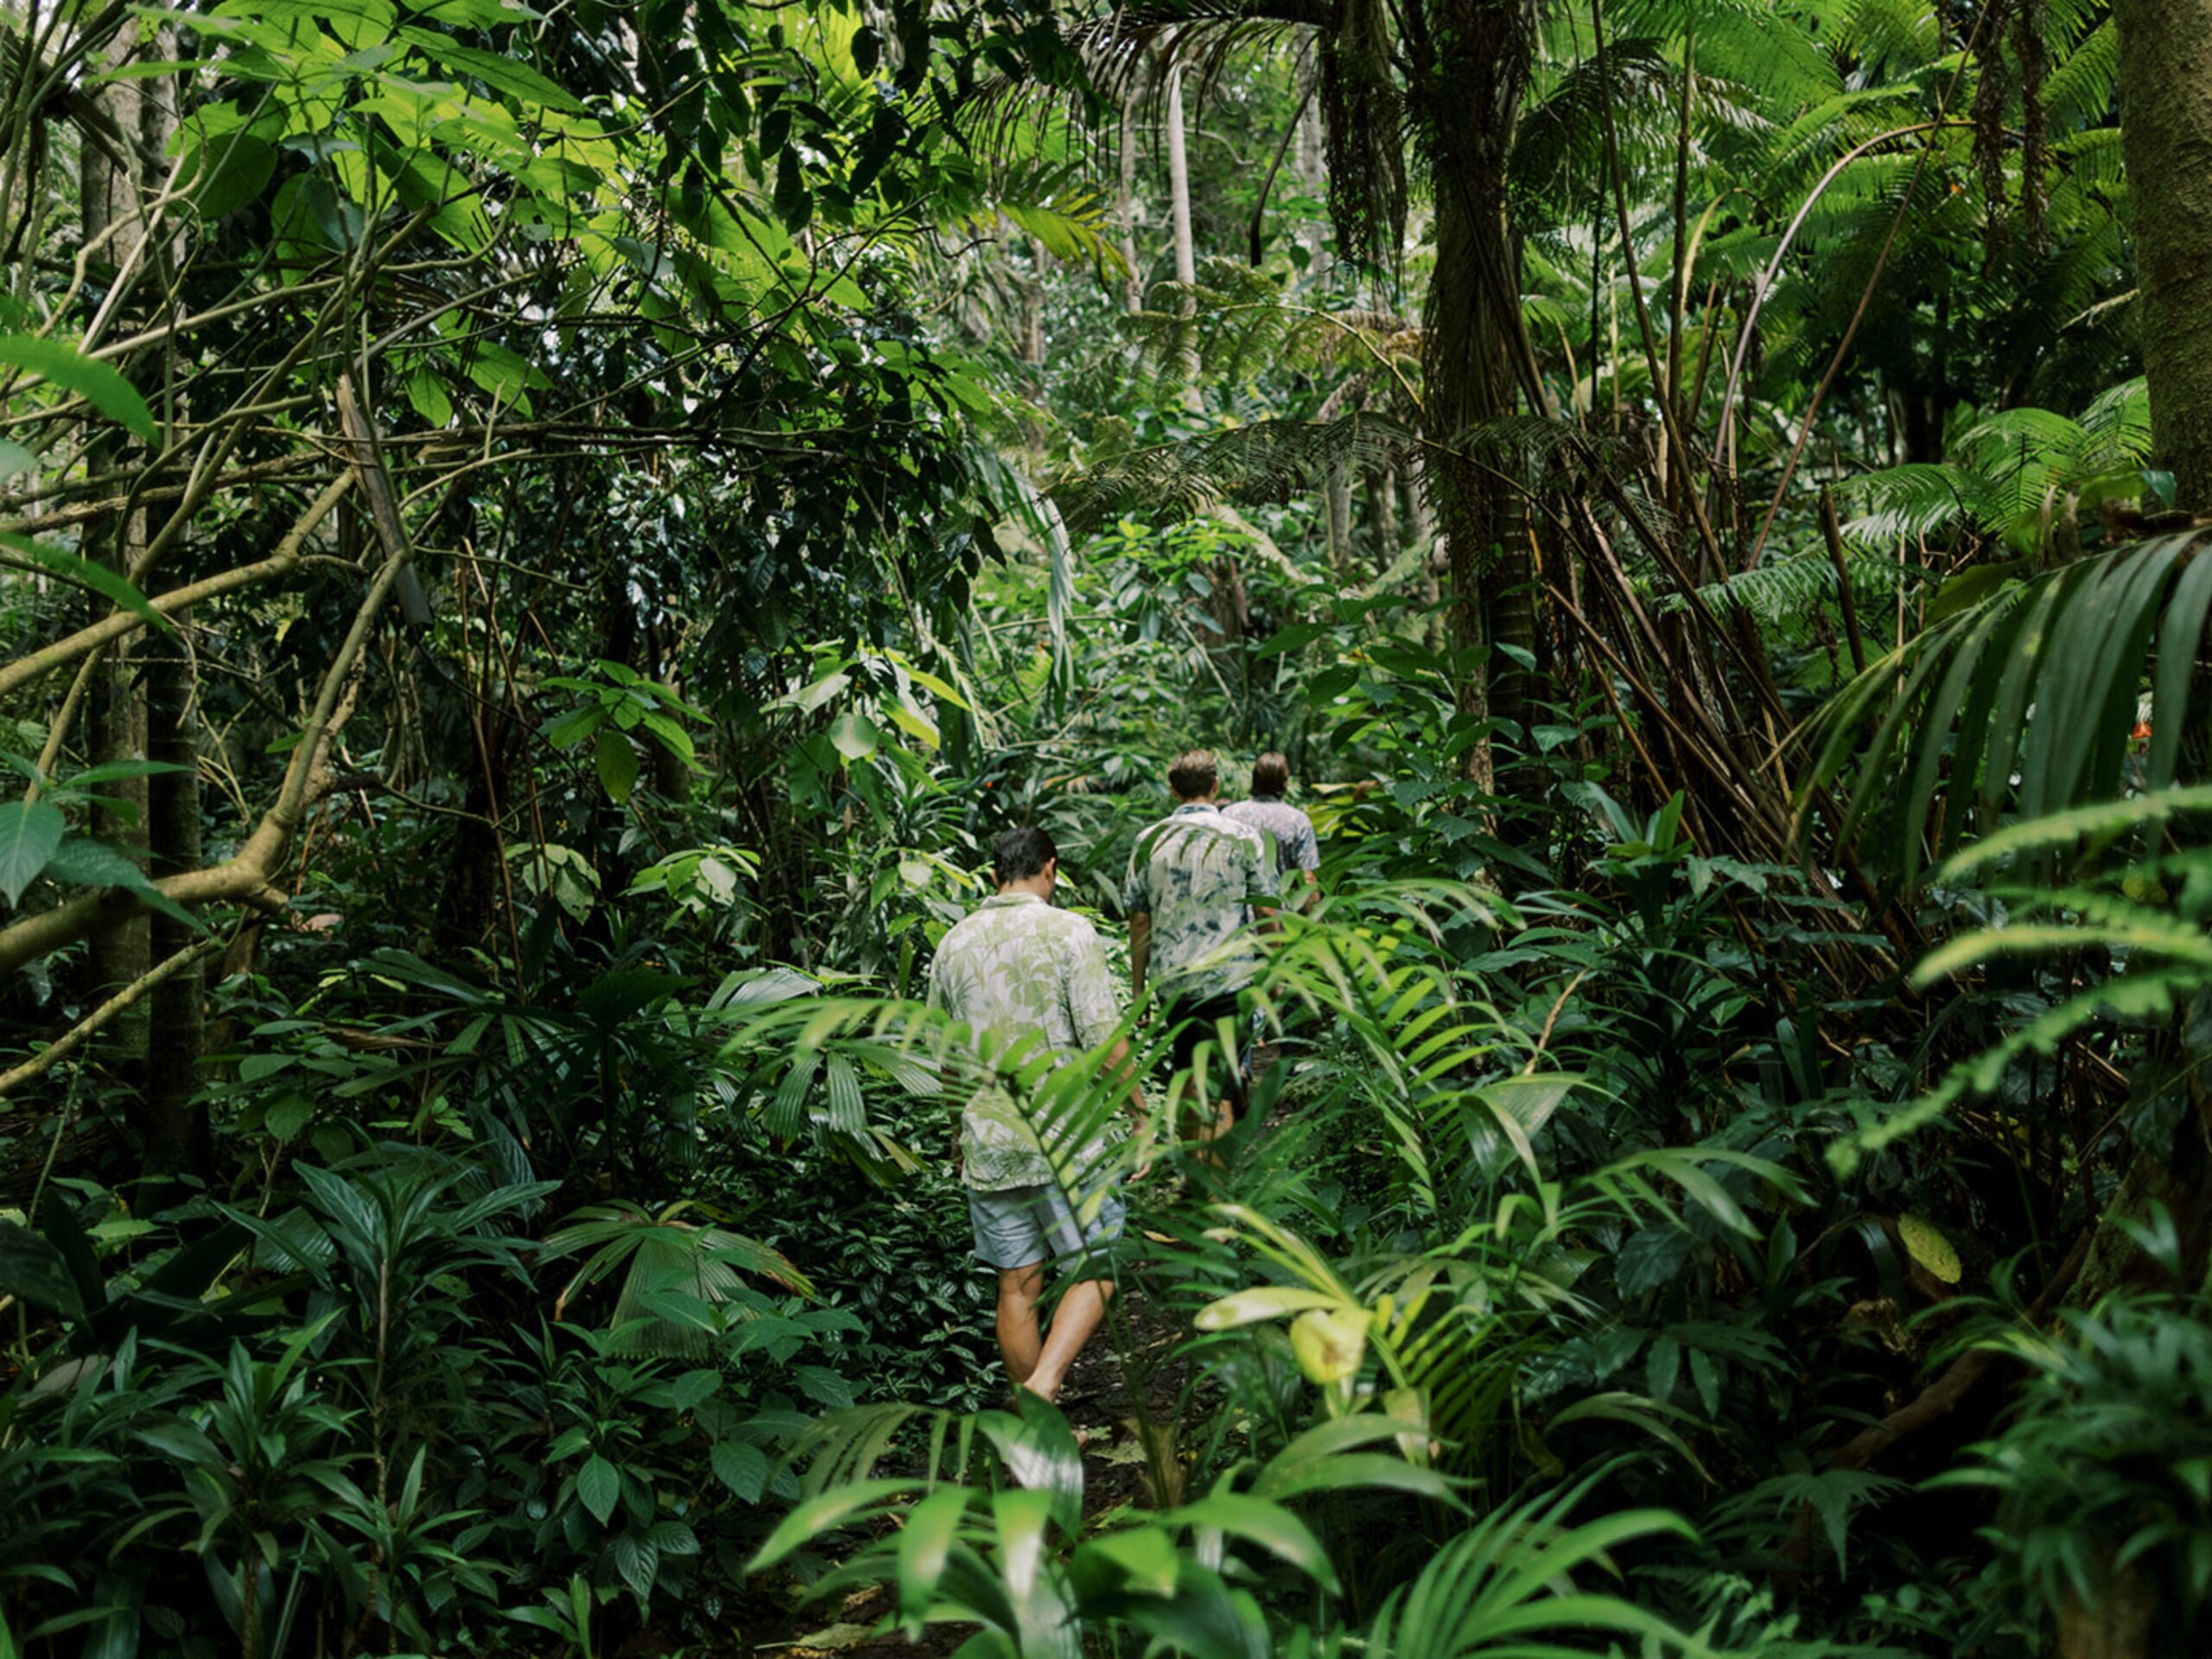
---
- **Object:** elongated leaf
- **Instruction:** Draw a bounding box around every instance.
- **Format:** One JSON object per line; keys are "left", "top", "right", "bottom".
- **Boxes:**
{"left": 2150, "top": 547, "right": 2212, "bottom": 788}
{"left": 1194, "top": 1285, "right": 1349, "bottom": 1330}
{"left": 0, "top": 533, "right": 175, "bottom": 637}
{"left": 0, "top": 337, "right": 158, "bottom": 442}
{"left": 1166, "top": 1494, "right": 1340, "bottom": 1592}
{"left": 895, "top": 1487, "right": 969, "bottom": 1633}
{"left": 747, "top": 1478, "right": 918, "bottom": 1572}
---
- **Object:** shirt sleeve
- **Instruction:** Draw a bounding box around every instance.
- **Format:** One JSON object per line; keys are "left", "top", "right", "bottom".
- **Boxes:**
{"left": 1063, "top": 925, "right": 1121, "bottom": 1049}
{"left": 1290, "top": 813, "right": 1320, "bottom": 872}
{"left": 1122, "top": 847, "right": 1151, "bottom": 916}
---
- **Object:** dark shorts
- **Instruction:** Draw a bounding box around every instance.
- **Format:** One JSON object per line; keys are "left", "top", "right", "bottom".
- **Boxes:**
{"left": 1162, "top": 991, "right": 1250, "bottom": 1121}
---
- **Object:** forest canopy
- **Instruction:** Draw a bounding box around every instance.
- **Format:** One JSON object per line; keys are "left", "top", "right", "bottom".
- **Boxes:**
{"left": 3, "top": 0, "right": 2211, "bottom": 1654}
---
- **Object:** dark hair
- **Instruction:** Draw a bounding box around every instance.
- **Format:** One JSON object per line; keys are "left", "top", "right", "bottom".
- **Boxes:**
{"left": 1168, "top": 749, "right": 1217, "bottom": 800}
{"left": 992, "top": 825, "right": 1058, "bottom": 884}
{"left": 1251, "top": 751, "right": 1290, "bottom": 796}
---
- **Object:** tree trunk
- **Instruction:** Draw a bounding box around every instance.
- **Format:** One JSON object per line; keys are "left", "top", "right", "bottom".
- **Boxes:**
{"left": 79, "top": 27, "right": 163, "bottom": 1123}
{"left": 2115, "top": 0, "right": 2212, "bottom": 512}
{"left": 1418, "top": 0, "right": 1531, "bottom": 783}
{"left": 1294, "top": 71, "right": 1329, "bottom": 280}
{"left": 1364, "top": 467, "right": 1401, "bottom": 573}
{"left": 1325, "top": 461, "right": 1352, "bottom": 571}
{"left": 144, "top": 615, "right": 207, "bottom": 1181}
{"left": 1165, "top": 60, "right": 1199, "bottom": 392}
{"left": 1117, "top": 94, "right": 1143, "bottom": 314}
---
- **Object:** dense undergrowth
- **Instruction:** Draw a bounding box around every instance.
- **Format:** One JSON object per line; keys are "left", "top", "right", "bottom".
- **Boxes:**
{"left": 6, "top": 0, "right": 2212, "bottom": 1654}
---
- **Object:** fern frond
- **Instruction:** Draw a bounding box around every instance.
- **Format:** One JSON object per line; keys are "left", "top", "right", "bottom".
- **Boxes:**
{"left": 1053, "top": 413, "right": 1420, "bottom": 538}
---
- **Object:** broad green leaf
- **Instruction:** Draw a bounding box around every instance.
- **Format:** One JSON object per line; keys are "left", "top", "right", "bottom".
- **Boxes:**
{"left": 575, "top": 1454, "right": 620, "bottom": 1525}
{"left": 710, "top": 1440, "right": 766, "bottom": 1503}
{"left": 827, "top": 710, "right": 879, "bottom": 762}
{"left": 610, "top": 1530, "right": 658, "bottom": 1601}
{"left": 0, "top": 438, "right": 35, "bottom": 477}
{"left": 0, "top": 801, "right": 65, "bottom": 906}
{"left": 1897, "top": 1214, "right": 1961, "bottom": 1284}
{"left": 595, "top": 729, "right": 639, "bottom": 803}
{"left": 0, "top": 336, "right": 158, "bottom": 442}
{"left": 404, "top": 365, "right": 453, "bottom": 429}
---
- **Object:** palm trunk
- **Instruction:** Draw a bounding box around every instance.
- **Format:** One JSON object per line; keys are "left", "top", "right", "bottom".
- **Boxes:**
{"left": 1418, "top": 0, "right": 1531, "bottom": 784}
{"left": 2115, "top": 0, "right": 2212, "bottom": 512}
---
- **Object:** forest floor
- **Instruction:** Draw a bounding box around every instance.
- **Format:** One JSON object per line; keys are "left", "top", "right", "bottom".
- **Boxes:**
{"left": 754, "top": 1277, "right": 1192, "bottom": 1656}
{"left": 735, "top": 1058, "right": 1290, "bottom": 1655}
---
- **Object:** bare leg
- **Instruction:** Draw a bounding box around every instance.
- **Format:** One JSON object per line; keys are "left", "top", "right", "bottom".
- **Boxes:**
{"left": 1020, "top": 1277, "right": 1115, "bottom": 1403}
{"left": 995, "top": 1263, "right": 1045, "bottom": 1388}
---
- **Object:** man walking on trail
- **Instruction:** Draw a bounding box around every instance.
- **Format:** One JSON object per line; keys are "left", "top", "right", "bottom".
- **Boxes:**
{"left": 1224, "top": 751, "right": 1320, "bottom": 912}
{"left": 1125, "top": 750, "right": 1279, "bottom": 1130}
{"left": 928, "top": 826, "right": 1147, "bottom": 1404}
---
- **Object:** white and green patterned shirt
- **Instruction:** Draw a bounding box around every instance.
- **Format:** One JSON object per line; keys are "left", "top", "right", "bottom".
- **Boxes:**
{"left": 925, "top": 893, "right": 1122, "bottom": 1192}
{"left": 1122, "top": 803, "right": 1280, "bottom": 1003}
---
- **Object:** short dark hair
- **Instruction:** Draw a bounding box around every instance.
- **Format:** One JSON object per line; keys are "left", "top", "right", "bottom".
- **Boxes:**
{"left": 993, "top": 824, "right": 1057, "bottom": 884}
{"left": 1251, "top": 752, "right": 1290, "bottom": 796}
{"left": 1168, "top": 749, "right": 1217, "bottom": 800}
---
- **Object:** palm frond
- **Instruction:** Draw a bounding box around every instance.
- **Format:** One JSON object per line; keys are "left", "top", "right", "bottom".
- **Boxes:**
{"left": 1796, "top": 529, "right": 2212, "bottom": 880}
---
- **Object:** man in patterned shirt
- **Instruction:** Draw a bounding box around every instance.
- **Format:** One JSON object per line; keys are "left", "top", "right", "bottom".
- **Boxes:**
{"left": 928, "top": 825, "right": 1147, "bottom": 1403}
{"left": 1124, "top": 750, "right": 1279, "bottom": 1130}
{"left": 1224, "top": 751, "right": 1320, "bottom": 912}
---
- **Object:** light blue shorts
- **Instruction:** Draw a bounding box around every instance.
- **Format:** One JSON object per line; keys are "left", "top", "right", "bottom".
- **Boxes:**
{"left": 968, "top": 1183, "right": 1126, "bottom": 1271}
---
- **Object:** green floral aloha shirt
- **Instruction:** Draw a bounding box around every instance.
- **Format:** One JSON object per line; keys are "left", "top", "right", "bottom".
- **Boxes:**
{"left": 925, "top": 893, "right": 1123, "bottom": 1192}
{"left": 1122, "top": 804, "right": 1280, "bottom": 1003}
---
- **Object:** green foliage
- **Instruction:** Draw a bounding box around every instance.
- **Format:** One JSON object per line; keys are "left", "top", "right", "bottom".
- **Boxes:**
{"left": 1939, "top": 1243, "right": 2212, "bottom": 1649}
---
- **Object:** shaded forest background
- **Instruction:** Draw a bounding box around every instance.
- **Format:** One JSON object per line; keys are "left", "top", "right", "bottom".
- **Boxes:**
{"left": 4, "top": 0, "right": 2212, "bottom": 1654}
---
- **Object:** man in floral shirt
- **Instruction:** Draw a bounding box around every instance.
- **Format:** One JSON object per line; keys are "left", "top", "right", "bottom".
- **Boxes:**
{"left": 927, "top": 825, "right": 1146, "bottom": 1403}
{"left": 1224, "top": 751, "right": 1320, "bottom": 911}
{"left": 1124, "top": 750, "right": 1280, "bottom": 1130}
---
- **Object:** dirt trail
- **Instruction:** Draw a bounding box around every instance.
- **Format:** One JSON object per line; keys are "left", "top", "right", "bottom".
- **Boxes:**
{"left": 760, "top": 1274, "right": 1193, "bottom": 1657}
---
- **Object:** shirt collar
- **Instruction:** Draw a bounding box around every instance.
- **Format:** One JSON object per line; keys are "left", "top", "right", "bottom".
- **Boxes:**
{"left": 1248, "top": 794, "right": 1284, "bottom": 803}
{"left": 983, "top": 891, "right": 1046, "bottom": 907}
{"left": 1171, "top": 802, "right": 1220, "bottom": 817}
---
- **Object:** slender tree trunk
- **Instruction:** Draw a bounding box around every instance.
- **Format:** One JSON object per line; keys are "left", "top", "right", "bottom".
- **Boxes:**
{"left": 1325, "top": 461, "right": 1352, "bottom": 570}
{"left": 2115, "top": 0, "right": 2212, "bottom": 512}
{"left": 1294, "top": 70, "right": 1329, "bottom": 281}
{"left": 81, "top": 28, "right": 159, "bottom": 1119}
{"left": 144, "top": 613, "right": 206, "bottom": 1180}
{"left": 1165, "top": 59, "right": 1200, "bottom": 392}
{"left": 1418, "top": 0, "right": 1532, "bottom": 783}
{"left": 1365, "top": 467, "right": 1401, "bottom": 573}
{"left": 1117, "top": 94, "right": 1143, "bottom": 314}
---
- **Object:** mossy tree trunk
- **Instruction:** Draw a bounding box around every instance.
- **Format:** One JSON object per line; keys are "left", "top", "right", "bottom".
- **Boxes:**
{"left": 2116, "top": 0, "right": 2212, "bottom": 512}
